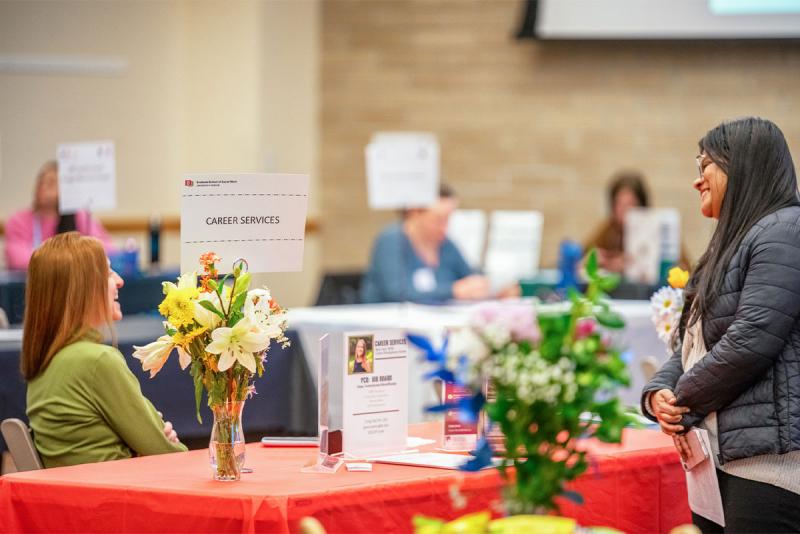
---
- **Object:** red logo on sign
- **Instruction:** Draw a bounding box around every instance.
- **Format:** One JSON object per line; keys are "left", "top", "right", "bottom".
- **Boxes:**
{"left": 185, "top": 179, "right": 194, "bottom": 186}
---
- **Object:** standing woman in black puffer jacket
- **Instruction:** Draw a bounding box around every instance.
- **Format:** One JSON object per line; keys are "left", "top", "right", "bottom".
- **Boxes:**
{"left": 642, "top": 117, "right": 800, "bottom": 533}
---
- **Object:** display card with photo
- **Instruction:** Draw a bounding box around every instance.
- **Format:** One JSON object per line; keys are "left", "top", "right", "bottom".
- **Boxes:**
{"left": 341, "top": 330, "right": 408, "bottom": 458}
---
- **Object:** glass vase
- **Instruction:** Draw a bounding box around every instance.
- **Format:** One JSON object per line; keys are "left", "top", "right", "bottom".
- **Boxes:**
{"left": 208, "top": 400, "right": 245, "bottom": 481}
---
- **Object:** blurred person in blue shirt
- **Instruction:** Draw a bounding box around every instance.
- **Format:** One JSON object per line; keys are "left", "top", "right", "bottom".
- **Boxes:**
{"left": 361, "top": 184, "right": 491, "bottom": 303}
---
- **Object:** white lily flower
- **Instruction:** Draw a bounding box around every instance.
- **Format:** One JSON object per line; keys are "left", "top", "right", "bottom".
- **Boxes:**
{"left": 133, "top": 335, "right": 176, "bottom": 378}
{"left": 248, "top": 287, "right": 272, "bottom": 304}
{"left": 177, "top": 345, "right": 192, "bottom": 370}
{"left": 244, "top": 288, "right": 284, "bottom": 338}
{"left": 206, "top": 318, "right": 270, "bottom": 373}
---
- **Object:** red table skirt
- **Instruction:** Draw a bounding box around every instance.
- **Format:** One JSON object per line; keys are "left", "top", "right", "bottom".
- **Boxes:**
{"left": 0, "top": 425, "right": 689, "bottom": 533}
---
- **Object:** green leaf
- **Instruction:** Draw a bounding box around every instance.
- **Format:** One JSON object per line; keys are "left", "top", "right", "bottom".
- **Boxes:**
{"left": 199, "top": 300, "right": 225, "bottom": 319}
{"left": 190, "top": 364, "right": 204, "bottom": 424}
{"left": 228, "top": 311, "right": 244, "bottom": 328}
{"left": 597, "top": 273, "right": 621, "bottom": 292}
{"left": 566, "top": 287, "right": 581, "bottom": 303}
{"left": 208, "top": 279, "right": 218, "bottom": 292}
{"left": 234, "top": 272, "right": 252, "bottom": 296}
{"left": 585, "top": 249, "right": 599, "bottom": 279}
{"left": 230, "top": 290, "right": 248, "bottom": 316}
{"left": 596, "top": 309, "right": 625, "bottom": 329}
{"left": 217, "top": 273, "right": 231, "bottom": 296}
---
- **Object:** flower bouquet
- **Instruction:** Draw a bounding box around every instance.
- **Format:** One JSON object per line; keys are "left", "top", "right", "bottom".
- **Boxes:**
{"left": 650, "top": 267, "right": 689, "bottom": 348}
{"left": 133, "top": 252, "right": 289, "bottom": 481}
{"left": 410, "top": 251, "right": 634, "bottom": 526}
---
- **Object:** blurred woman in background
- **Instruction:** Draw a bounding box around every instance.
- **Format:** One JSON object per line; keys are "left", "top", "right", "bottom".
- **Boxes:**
{"left": 584, "top": 170, "right": 650, "bottom": 273}
{"left": 4, "top": 160, "right": 113, "bottom": 270}
{"left": 361, "top": 184, "right": 493, "bottom": 303}
{"left": 22, "top": 232, "right": 185, "bottom": 468}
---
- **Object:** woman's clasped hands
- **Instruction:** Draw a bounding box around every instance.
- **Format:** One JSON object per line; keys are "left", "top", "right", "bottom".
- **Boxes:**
{"left": 651, "top": 388, "right": 693, "bottom": 460}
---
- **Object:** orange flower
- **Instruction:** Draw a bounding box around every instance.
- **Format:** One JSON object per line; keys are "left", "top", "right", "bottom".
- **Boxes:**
{"left": 199, "top": 252, "right": 221, "bottom": 271}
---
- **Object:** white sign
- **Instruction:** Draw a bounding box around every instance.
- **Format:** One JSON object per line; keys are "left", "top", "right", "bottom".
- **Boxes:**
{"left": 57, "top": 141, "right": 117, "bottom": 213}
{"left": 484, "top": 210, "right": 544, "bottom": 290}
{"left": 624, "top": 207, "right": 681, "bottom": 284}
{"left": 447, "top": 209, "right": 488, "bottom": 270}
{"left": 365, "top": 132, "right": 439, "bottom": 209}
{"left": 181, "top": 173, "right": 309, "bottom": 274}
{"left": 342, "top": 330, "right": 408, "bottom": 458}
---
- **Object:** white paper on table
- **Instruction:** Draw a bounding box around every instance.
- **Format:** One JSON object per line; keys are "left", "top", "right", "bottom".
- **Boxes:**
{"left": 180, "top": 173, "right": 309, "bottom": 274}
{"left": 372, "top": 452, "right": 499, "bottom": 470}
{"left": 57, "top": 141, "right": 117, "bottom": 213}
{"left": 686, "top": 428, "right": 725, "bottom": 527}
{"left": 447, "top": 209, "right": 487, "bottom": 270}
{"left": 345, "top": 462, "right": 373, "bottom": 472}
{"left": 406, "top": 436, "right": 436, "bottom": 448}
{"left": 365, "top": 132, "right": 439, "bottom": 210}
{"left": 484, "top": 210, "right": 543, "bottom": 291}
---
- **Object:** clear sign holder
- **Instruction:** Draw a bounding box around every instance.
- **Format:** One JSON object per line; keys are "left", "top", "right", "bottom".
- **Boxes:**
{"left": 301, "top": 334, "right": 344, "bottom": 474}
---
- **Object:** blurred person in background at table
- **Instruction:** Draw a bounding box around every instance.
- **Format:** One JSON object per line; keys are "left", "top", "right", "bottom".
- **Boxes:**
{"left": 583, "top": 170, "right": 650, "bottom": 273}
{"left": 22, "top": 232, "right": 186, "bottom": 468}
{"left": 361, "top": 184, "right": 500, "bottom": 303}
{"left": 585, "top": 170, "right": 689, "bottom": 274}
{"left": 642, "top": 117, "right": 800, "bottom": 532}
{"left": 4, "top": 160, "right": 113, "bottom": 271}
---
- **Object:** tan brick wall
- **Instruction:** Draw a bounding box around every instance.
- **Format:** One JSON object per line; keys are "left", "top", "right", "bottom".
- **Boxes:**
{"left": 320, "top": 0, "right": 800, "bottom": 273}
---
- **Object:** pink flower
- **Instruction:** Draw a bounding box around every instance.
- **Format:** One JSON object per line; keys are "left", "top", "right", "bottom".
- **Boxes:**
{"left": 575, "top": 318, "right": 596, "bottom": 339}
{"left": 472, "top": 302, "right": 540, "bottom": 344}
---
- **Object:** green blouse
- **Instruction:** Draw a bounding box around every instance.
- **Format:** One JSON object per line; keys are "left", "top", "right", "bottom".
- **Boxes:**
{"left": 26, "top": 338, "right": 187, "bottom": 468}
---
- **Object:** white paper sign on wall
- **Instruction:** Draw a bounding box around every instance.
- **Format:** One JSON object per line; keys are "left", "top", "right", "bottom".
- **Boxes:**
{"left": 57, "top": 141, "right": 117, "bottom": 213}
{"left": 365, "top": 132, "right": 439, "bottom": 210}
{"left": 181, "top": 173, "right": 309, "bottom": 274}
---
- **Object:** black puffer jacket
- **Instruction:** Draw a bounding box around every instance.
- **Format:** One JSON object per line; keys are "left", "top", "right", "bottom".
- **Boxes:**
{"left": 642, "top": 206, "right": 800, "bottom": 464}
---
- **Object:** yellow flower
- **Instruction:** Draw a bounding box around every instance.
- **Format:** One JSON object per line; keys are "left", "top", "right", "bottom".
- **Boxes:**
{"left": 172, "top": 325, "right": 208, "bottom": 347}
{"left": 158, "top": 286, "right": 200, "bottom": 328}
{"left": 667, "top": 267, "right": 690, "bottom": 289}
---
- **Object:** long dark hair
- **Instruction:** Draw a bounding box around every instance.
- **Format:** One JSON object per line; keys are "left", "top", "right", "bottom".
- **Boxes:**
{"left": 686, "top": 117, "right": 799, "bottom": 327}
{"left": 608, "top": 170, "right": 649, "bottom": 211}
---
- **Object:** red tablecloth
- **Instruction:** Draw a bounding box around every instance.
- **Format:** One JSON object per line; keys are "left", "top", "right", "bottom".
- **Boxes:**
{"left": 0, "top": 424, "right": 689, "bottom": 533}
